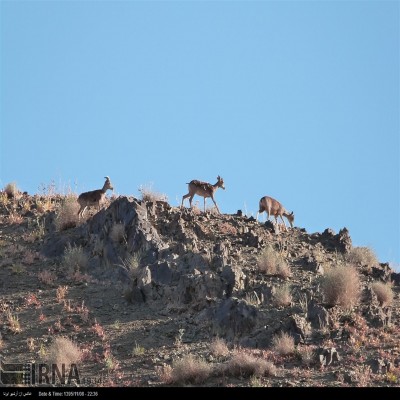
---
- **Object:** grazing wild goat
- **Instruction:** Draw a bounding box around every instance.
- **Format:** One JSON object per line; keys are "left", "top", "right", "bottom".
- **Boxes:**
{"left": 181, "top": 175, "right": 225, "bottom": 214}
{"left": 256, "top": 195, "right": 294, "bottom": 230}
{"left": 77, "top": 176, "right": 114, "bottom": 218}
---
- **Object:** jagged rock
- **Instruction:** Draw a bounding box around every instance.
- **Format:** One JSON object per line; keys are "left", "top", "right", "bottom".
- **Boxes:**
{"left": 307, "top": 300, "right": 330, "bottom": 329}
{"left": 211, "top": 297, "right": 258, "bottom": 340}
{"left": 176, "top": 271, "right": 225, "bottom": 306}
{"left": 318, "top": 347, "right": 340, "bottom": 366}
{"left": 368, "top": 358, "right": 391, "bottom": 374}
{"left": 392, "top": 271, "right": 400, "bottom": 286}
{"left": 364, "top": 304, "right": 392, "bottom": 328}
{"left": 372, "top": 263, "right": 393, "bottom": 283}
{"left": 362, "top": 287, "right": 392, "bottom": 327}
{"left": 126, "top": 286, "right": 145, "bottom": 304}
{"left": 337, "top": 228, "right": 352, "bottom": 253}
{"left": 244, "top": 230, "right": 263, "bottom": 247}
{"left": 221, "top": 265, "right": 246, "bottom": 297}
{"left": 303, "top": 256, "right": 324, "bottom": 274}
{"left": 288, "top": 315, "right": 311, "bottom": 344}
{"left": 212, "top": 241, "right": 230, "bottom": 269}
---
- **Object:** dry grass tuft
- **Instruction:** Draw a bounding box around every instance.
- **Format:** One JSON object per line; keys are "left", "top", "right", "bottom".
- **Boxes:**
{"left": 297, "top": 345, "right": 316, "bottom": 367}
{"left": 257, "top": 245, "right": 290, "bottom": 278}
{"left": 4, "top": 182, "right": 19, "bottom": 198}
{"left": 210, "top": 337, "right": 230, "bottom": 358}
{"left": 118, "top": 252, "right": 142, "bottom": 279}
{"left": 346, "top": 246, "right": 379, "bottom": 268}
{"left": 272, "top": 332, "right": 295, "bottom": 356}
{"left": 110, "top": 223, "right": 126, "bottom": 244}
{"left": 158, "top": 354, "right": 212, "bottom": 385}
{"left": 55, "top": 196, "right": 80, "bottom": 231}
{"left": 62, "top": 244, "right": 88, "bottom": 274}
{"left": 138, "top": 183, "right": 168, "bottom": 203}
{"left": 321, "top": 264, "right": 361, "bottom": 309}
{"left": 6, "top": 310, "right": 21, "bottom": 334}
{"left": 46, "top": 336, "right": 81, "bottom": 367}
{"left": 38, "top": 270, "right": 57, "bottom": 286}
{"left": 272, "top": 284, "right": 292, "bottom": 307}
{"left": 223, "top": 349, "right": 277, "bottom": 378}
{"left": 56, "top": 286, "right": 69, "bottom": 303}
{"left": 371, "top": 281, "right": 394, "bottom": 307}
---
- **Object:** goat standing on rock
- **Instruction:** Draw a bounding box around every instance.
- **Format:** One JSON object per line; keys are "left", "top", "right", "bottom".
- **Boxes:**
{"left": 181, "top": 175, "right": 225, "bottom": 214}
{"left": 256, "top": 195, "right": 294, "bottom": 231}
{"left": 77, "top": 176, "right": 114, "bottom": 218}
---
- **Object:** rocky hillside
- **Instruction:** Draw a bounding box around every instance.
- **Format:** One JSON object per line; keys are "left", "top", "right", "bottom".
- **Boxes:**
{"left": 0, "top": 192, "right": 399, "bottom": 388}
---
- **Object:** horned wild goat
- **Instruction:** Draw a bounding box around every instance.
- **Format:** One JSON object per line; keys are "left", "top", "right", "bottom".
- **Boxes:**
{"left": 77, "top": 176, "right": 114, "bottom": 218}
{"left": 181, "top": 175, "right": 225, "bottom": 214}
{"left": 256, "top": 195, "right": 294, "bottom": 230}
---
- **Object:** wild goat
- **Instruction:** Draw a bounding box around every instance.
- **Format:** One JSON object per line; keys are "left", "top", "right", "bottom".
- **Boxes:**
{"left": 77, "top": 176, "right": 114, "bottom": 218}
{"left": 181, "top": 175, "right": 225, "bottom": 214}
{"left": 256, "top": 195, "right": 294, "bottom": 230}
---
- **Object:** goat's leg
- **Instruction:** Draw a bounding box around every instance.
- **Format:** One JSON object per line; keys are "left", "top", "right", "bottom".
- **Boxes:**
{"left": 280, "top": 215, "right": 288, "bottom": 231}
{"left": 211, "top": 196, "right": 220, "bottom": 214}
{"left": 181, "top": 193, "right": 190, "bottom": 208}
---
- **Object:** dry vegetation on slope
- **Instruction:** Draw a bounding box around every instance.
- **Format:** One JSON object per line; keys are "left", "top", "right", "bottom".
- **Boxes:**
{"left": 0, "top": 184, "right": 399, "bottom": 388}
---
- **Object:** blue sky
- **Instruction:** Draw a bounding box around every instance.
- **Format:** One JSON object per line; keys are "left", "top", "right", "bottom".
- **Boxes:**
{"left": 1, "top": 1, "right": 399, "bottom": 268}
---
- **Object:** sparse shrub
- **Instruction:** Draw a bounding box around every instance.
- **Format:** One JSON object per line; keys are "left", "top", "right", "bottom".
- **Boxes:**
{"left": 103, "top": 344, "right": 119, "bottom": 372}
{"left": 56, "top": 286, "right": 69, "bottom": 303}
{"left": 138, "top": 183, "right": 168, "bottom": 203}
{"left": 321, "top": 264, "right": 361, "bottom": 308}
{"left": 272, "top": 332, "right": 295, "bottom": 356}
{"left": 174, "top": 328, "right": 185, "bottom": 347}
{"left": 62, "top": 243, "right": 88, "bottom": 274}
{"left": 25, "top": 293, "right": 41, "bottom": 308}
{"left": 245, "top": 291, "right": 262, "bottom": 306}
{"left": 8, "top": 212, "right": 24, "bottom": 224}
{"left": 110, "top": 223, "right": 126, "bottom": 243}
{"left": 132, "top": 342, "right": 145, "bottom": 356}
{"left": 46, "top": 336, "right": 81, "bottom": 367}
{"left": 210, "top": 337, "right": 230, "bottom": 358}
{"left": 91, "top": 319, "right": 105, "bottom": 340}
{"left": 6, "top": 310, "right": 21, "bottom": 334}
{"left": 257, "top": 245, "right": 289, "bottom": 276}
{"left": 0, "top": 191, "right": 9, "bottom": 206}
{"left": 4, "top": 182, "right": 19, "bottom": 198}
{"left": 276, "top": 260, "right": 292, "bottom": 279}
{"left": 272, "top": 284, "right": 292, "bottom": 307}
{"left": 346, "top": 246, "right": 379, "bottom": 268}
{"left": 76, "top": 301, "right": 89, "bottom": 323}
{"left": 371, "top": 281, "right": 393, "bottom": 307}
{"left": 119, "top": 252, "right": 143, "bottom": 279}
{"left": 297, "top": 345, "right": 316, "bottom": 367}
{"left": 159, "top": 354, "right": 212, "bottom": 385}
{"left": 55, "top": 197, "right": 80, "bottom": 231}
{"left": 11, "top": 263, "right": 25, "bottom": 275}
{"left": 298, "top": 292, "right": 310, "bottom": 315}
{"left": 38, "top": 270, "right": 56, "bottom": 285}
{"left": 223, "top": 349, "right": 277, "bottom": 378}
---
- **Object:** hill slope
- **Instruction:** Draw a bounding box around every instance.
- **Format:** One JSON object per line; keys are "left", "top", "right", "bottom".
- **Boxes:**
{"left": 0, "top": 193, "right": 399, "bottom": 387}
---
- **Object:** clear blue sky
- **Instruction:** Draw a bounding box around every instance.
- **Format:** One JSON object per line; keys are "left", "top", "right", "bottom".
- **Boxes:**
{"left": 1, "top": 1, "right": 399, "bottom": 268}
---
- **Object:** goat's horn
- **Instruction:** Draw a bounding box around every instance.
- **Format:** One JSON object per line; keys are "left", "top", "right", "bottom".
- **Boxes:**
{"left": 104, "top": 176, "right": 110, "bottom": 180}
